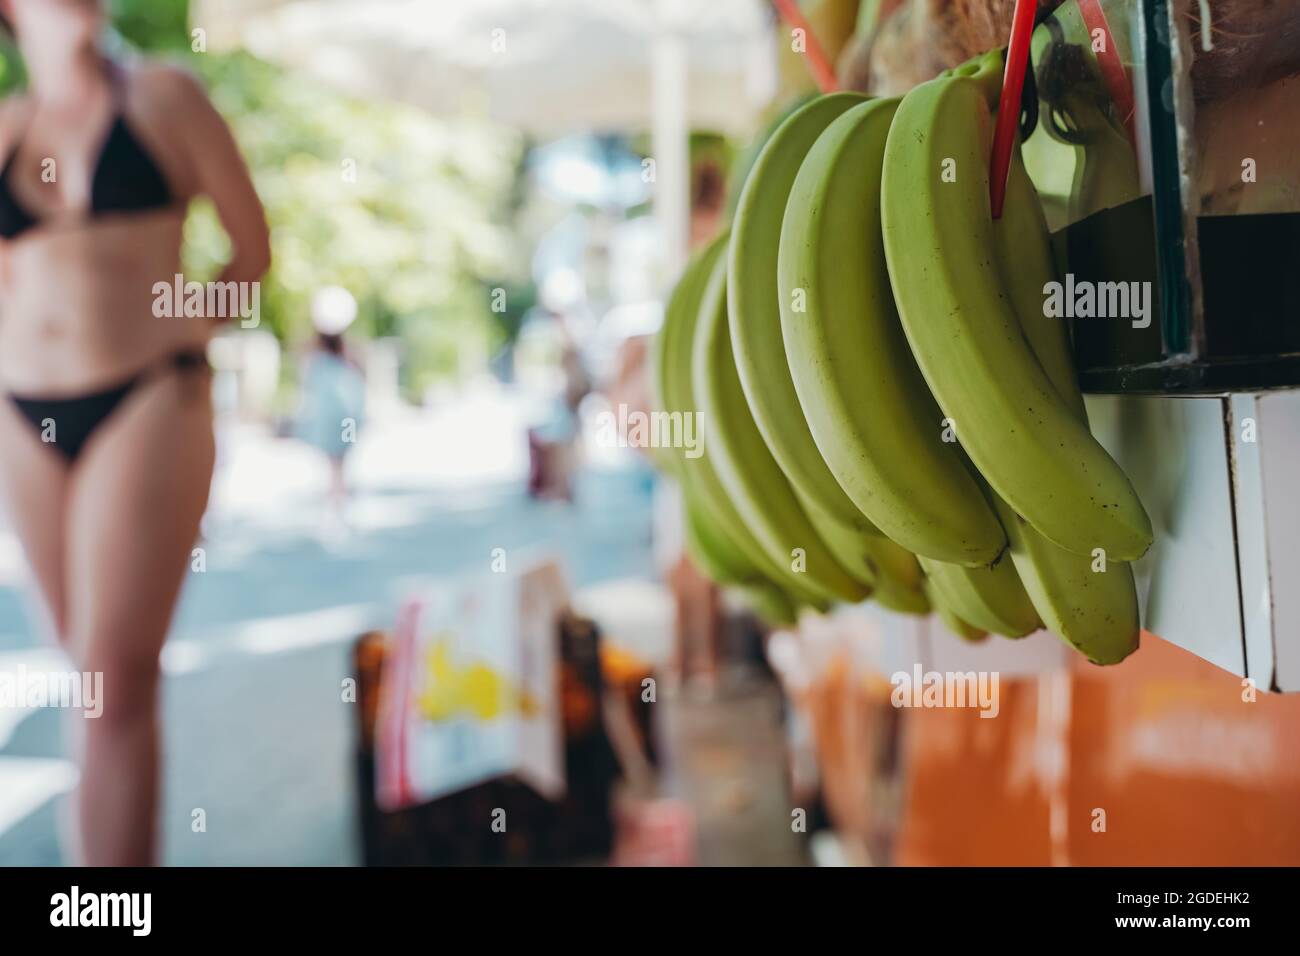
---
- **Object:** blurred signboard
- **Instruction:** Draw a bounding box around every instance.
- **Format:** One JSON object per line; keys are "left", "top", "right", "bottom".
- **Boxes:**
{"left": 375, "top": 558, "right": 567, "bottom": 809}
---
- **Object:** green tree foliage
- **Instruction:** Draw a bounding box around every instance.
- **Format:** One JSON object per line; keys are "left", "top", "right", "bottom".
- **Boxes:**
{"left": 0, "top": 1, "right": 526, "bottom": 395}
{"left": 186, "top": 51, "right": 524, "bottom": 393}
{"left": 111, "top": 0, "right": 191, "bottom": 51}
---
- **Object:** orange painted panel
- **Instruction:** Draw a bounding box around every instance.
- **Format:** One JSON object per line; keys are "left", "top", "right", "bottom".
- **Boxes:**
{"left": 893, "top": 633, "right": 1300, "bottom": 865}
{"left": 1067, "top": 632, "right": 1300, "bottom": 865}
{"left": 894, "top": 679, "right": 1054, "bottom": 866}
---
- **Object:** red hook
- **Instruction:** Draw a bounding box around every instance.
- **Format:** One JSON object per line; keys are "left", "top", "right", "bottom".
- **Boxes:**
{"left": 770, "top": 0, "right": 839, "bottom": 94}
{"left": 1076, "top": 0, "right": 1137, "bottom": 146}
{"left": 989, "top": 0, "right": 1038, "bottom": 219}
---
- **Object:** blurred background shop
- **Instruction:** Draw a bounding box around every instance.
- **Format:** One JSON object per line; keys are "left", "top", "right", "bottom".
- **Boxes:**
{"left": 3, "top": 0, "right": 1300, "bottom": 866}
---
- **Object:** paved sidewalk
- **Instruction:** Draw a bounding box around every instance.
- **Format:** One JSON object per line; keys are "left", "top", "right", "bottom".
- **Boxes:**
{"left": 0, "top": 390, "right": 658, "bottom": 865}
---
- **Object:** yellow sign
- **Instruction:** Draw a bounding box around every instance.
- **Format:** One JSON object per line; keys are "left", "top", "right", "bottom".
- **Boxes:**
{"left": 416, "top": 635, "right": 540, "bottom": 723}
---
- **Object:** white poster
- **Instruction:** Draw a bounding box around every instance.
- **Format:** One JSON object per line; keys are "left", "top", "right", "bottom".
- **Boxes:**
{"left": 376, "top": 557, "right": 567, "bottom": 810}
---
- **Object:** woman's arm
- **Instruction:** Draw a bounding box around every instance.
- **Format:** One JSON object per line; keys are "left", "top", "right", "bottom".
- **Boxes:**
{"left": 152, "top": 66, "right": 271, "bottom": 299}
{"left": 0, "top": 98, "right": 24, "bottom": 298}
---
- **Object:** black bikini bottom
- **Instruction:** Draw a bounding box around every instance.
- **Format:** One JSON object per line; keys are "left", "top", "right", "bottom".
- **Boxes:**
{"left": 8, "top": 348, "right": 209, "bottom": 463}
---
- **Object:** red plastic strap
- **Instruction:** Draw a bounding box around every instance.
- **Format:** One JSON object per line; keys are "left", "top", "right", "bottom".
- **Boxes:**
{"left": 771, "top": 0, "right": 839, "bottom": 94}
{"left": 1076, "top": 0, "right": 1137, "bottom": 145}
{"left": 989, "top": 0, "right": 1038, "bottom": 219}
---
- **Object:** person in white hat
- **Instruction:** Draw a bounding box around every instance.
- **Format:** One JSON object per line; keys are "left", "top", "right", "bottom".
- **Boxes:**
{"left": 296, "top": 286, "right": 367, "bottom": 541}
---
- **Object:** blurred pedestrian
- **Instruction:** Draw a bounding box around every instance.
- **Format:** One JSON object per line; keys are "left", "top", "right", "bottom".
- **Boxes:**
{"left": 527, "top": 334, "right": 588, "bottom": 502}
{"left": 296, "top": 285, "right": 366, "bottom": 541}
{"left": 0, "top": 0, "right": 270, "bottom": 865}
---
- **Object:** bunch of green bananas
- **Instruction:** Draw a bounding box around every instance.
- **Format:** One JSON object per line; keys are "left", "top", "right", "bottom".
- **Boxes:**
{"left": 651, "top": 48, "right": 1148, "bottom": 664}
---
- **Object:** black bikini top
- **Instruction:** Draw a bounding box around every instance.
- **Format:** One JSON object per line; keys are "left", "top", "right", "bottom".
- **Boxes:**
{"left": 0, "top": 63, "right": 174, "bottom": 240}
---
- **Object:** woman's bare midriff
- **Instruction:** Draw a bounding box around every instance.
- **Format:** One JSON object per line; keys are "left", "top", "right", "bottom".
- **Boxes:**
{"left": 0, "top": 207, "right": 213, "bottom": 394}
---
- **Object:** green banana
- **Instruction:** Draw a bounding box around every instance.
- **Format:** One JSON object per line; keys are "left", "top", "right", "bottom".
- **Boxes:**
{"left": 657, "top": 234, "right": 832, "bottom": 610}
{"left": 684, "top": 460, "right": 826, "bottom": 626}
{"left": 793, "top": 488, "right": 875, "bottom": 590}
{"left": 681, "top": 490, "right": 764, "bottom": 588}
{"left": 916, "top": 555, "right": 1041, "bottom": 638}
{"left": 651, "top": 237, "right": 717, "bottom": 480}
{"left": 778, "top": 95, "right": 1007, "bottom": 566}
{"left": 860, "top": 532, "right": 925, "bottom": 599}
{"left": 693, "top": 251, "right": 868, "bottom": 605}
{"left": 874, "top": 578, "right": 932, "bottom": 616}
{"left": 997, "top": 500, "right": 1138, "bottom": 664}
{"left": 796, "top": 487, "right": 932, "bottom": 615}
{"left": 735, "top": 579, "right": 801, "bottom": 629}
{"left": 990, "top": 146, "right": 1140, "bottom": 665}
{"left": 996, "top": 149, "right": 1087, "bottom": 422}
{"left": 881, "top": 51, "right": 1153, "bottom": 562}
{"left": 868, "top": 541, "right": 932, "bottom": 616}
{"left": 922, "top": 576, "right": 987, "bottom": 643}
{"left": 684, "top": 492, "right": 804, "bottom": 629}
{"left": 728, "top": 92, "right": 883, "bottom": 537}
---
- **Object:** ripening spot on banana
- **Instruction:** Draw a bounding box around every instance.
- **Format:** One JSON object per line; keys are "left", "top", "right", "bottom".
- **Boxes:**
{"left": 1091, "top": 548, "right": 1107, "bottom": 573}
{"left": 941, "top": 158, "right": 957, "bottom": 182}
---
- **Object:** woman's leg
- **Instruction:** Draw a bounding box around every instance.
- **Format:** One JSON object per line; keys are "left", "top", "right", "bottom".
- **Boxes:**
{"left": 0, "top": 399, "right": 72, "bottom": 642}
{"left": 0, "top": 400, "right": 87, "bottom": 860}
{"left": 64, "top": 371, "right": 215, "bottom": 866}
{"left": 0, "top": 402, "right": 84, "bottom": 860}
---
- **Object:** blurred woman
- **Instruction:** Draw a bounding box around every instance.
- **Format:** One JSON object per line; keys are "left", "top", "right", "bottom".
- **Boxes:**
{"left": 296, "top": 286, "right": 366, "bottom": 540}
{"left": 0, "top": 0, "right": 270, "bottom": 865}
